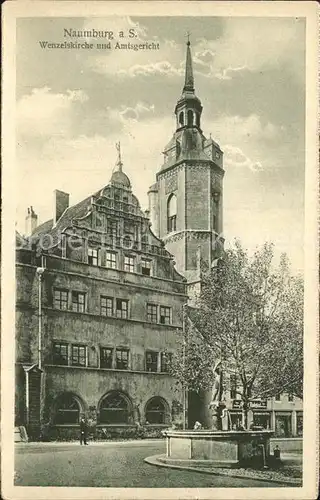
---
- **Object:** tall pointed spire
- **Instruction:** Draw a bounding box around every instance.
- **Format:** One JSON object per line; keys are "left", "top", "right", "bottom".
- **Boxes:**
{"left": 174, "top": 34, "right": 202, "bottom": 131}
{"left": 183, "top": 33, "right": 194, "bottom": 93}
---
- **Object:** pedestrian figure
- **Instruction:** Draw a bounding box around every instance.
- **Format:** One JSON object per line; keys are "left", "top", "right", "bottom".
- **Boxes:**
{"left": 80, "top": 416, "right": 88, "bottom": 445}
{"left": 273, "top": 445, "right": 281, "bottom": 468}
{"left": 193, "top": 421, "right": 202, "bottom": 430}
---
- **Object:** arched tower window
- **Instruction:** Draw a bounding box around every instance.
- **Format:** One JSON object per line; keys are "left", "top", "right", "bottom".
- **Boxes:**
{"left": 178, "top": 111, "right": 184, "bottom": 126}
{"left": 145, "top": 397, "right": 169, "bottom": 424}
{"left": 167, "top": 194, "right": 177, "bottom": 233}
{"left": 187, "top": 110, "right": 193, "bottom": 126}
{"left": 196, "top": 112, "right": 200, "bottom": 127}
{"left": 54, "top": 393, "right": 81, "bottom": 424}
{"left": 99, "top": 391, "right": 131, "bottom": 424}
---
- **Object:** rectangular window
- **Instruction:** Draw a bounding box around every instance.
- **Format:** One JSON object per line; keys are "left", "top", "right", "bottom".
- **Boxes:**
{"left": 116, "top": 349, "right": 129, "bottom": 370}
{"left": 159, "top": 306, "right": 171, "bottom": 325}
{"left": 124, "top": 221, "right": 134, "bottom": 234}
{"left": 54, "top": 289, "right": 68, "bottom": 310}
{"left": 146, "top": 351, "right": 158, "bottom": 372}
{"left": 297, "top": 413, "right": 303, "bottom": 436}
{"left": 100, "top": 347, "right": 113, "bottom": 369}
{"left": 161, "top": 352, "right": 172, "bottom": 372}
{"left": 123, "top": 196, "right": 129, "bottom": 212}
{"left": 116, "top": 299, "right": 129, "bottom": 319}
{"left": 88, "top": 247, "right": 98, "bottom": 266}
{"left": 288, "top": 393, "right": 294, "bottom": 402}
{"left": 141, "top": 258, "right": 151, "bottom": 276}
{"left": 168, "top": 215, "right": 177, "bottom": 233}
{"left": 275, "top": 414, "right": 292, "bottom": 437}
{"left": 106, "top": 252, "right": 117, "bottom": 269}
{"left": 107, "top": 219, "right": 118, "bottom": 235}
{"left": 100, "top": 296, "right": 114, "bottom": 317}
{"left": 71, "top": 291, "right": 85, "bottom": 313}
{"left": 230, "top": 375, "right": 237, "bottom": 399}
{"left": 147, "top": 303, "right": 158, "bottom": 323}
{"left": 275, "top": 393, "right": 281, "bottom": 401}
{"left": 71, "top": 345, "right": 86, "bottom": 367}
{"left": 124, "top": 255, "right": 135, "bottom": 273}
{"left": 52, "top": 342, "right": 68, "bottom": 365}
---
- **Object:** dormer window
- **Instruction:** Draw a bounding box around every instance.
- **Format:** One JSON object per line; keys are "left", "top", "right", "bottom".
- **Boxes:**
{"left": 167, "top": 194, "right": 177, "bottom": 233}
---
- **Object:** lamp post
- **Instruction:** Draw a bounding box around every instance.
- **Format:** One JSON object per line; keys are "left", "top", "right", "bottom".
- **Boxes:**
{"left": 182, "top": 303, "right": 188, "bottom": 430}
{"left": 36, "top": 265, "right": 46, "bottom": 439}
{"left": 36, "top": 267, "right": 45, "bottom": 370}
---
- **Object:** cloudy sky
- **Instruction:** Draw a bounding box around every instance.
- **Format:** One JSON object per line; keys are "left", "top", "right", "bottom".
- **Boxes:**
{"left": 16, "top": 16, "right": 306, "bottom": 272}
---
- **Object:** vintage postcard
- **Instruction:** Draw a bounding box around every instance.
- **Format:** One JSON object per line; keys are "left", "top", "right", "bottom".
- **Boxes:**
{"left": 1, "top": 1, "right": 319, "bottom": 499}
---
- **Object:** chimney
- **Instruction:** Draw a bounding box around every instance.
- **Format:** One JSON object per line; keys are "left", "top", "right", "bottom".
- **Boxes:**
{"left": 54, "top": 190, "right": 69, "bottom": 224}
{"left": 25, "top": 206, "right": 38, "bottom": 236}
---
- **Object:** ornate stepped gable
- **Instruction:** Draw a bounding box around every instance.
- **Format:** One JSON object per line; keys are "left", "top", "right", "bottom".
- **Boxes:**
{"left": 21, "top": 150, "right": 184, "bottom": 282}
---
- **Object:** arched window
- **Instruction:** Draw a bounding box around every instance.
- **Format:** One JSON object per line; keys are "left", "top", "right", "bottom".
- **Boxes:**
{"left": 99, "top": 391, "right": 130, "bottom": 424}
{"left": 167, "top": 194, "right": 177, "bottom": 233}
{"left": 187, "top": 110, "right": 193, "bottom": 126}
{"left": 196, "top": 113, "right": 200, "bottom": 127}
{"left": 54, "top": 393, "right": 81, "bottom": 424}
{"left": 178, "top": 111, "right": 184, "bottom": 126}
{"left": 145, "top": 397, "right": 168, "bottom": 424}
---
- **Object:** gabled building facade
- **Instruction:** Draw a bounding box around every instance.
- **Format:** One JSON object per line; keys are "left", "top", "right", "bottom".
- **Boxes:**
{"left": 16, "top": 152, "right": 187, "bottom": 440}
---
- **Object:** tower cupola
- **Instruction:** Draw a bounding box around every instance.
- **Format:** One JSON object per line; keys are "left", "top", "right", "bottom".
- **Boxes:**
{"left": 175, "top": 38, "right": 203, "bottom": 132}
{"left": 110, "top": 142, "right": 131, "bottom": 189}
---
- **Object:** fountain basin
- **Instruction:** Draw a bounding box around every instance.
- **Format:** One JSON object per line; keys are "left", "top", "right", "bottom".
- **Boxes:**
{"left": 163, "top": 430, "right": 274, "bottom": 468}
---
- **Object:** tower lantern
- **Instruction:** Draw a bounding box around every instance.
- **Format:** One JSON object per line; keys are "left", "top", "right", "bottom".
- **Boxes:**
{"left": 175, "top": 37, "right": 203, "bottom": 132}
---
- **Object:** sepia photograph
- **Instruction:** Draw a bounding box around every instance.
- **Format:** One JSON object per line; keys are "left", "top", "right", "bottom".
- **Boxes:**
{"left": 1, "top": 1, "right": 319, "bottom": 499}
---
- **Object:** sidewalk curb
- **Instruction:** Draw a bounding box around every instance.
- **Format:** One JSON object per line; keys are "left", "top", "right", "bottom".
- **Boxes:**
{"left": 144, "top": 455, "right": 302, "bottom": 487}
{"left": 15, "top": 439, "right": 164, "bottom": 446}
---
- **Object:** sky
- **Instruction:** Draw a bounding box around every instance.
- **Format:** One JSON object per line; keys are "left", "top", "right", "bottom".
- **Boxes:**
{"left": 16, "top": 16, "right": 306, "bottom": 273}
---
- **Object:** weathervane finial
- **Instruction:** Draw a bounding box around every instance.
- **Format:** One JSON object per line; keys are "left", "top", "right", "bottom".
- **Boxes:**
{"left": 185, "top": 31, "right": 191, "bottom": 46}
{"left": 115, "top": 141, "right": 123, "bottom": 172}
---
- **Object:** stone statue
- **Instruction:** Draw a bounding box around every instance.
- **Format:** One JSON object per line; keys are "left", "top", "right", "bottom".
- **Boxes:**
{"left": 208, "top": 360, "right": 225, "bottom": 430}
{"left": 210, "top": 360, "right": 222, "bottom": 403}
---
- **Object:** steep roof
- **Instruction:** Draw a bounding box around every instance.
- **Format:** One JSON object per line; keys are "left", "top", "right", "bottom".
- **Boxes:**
{"left": 29, "top": 194, "right": 95, "bottom": 247}
{"left": 32, "top": 219, "right": 54, "bottom": 237}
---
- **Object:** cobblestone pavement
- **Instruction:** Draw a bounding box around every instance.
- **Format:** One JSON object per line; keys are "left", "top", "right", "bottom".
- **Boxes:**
{"left": 14, "top": 440, "right": 290, "bottom": 488}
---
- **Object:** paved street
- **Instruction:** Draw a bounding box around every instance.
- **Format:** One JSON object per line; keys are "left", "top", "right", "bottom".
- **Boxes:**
{"left": 15, "top": 440, "right": 284, "bottom": 488}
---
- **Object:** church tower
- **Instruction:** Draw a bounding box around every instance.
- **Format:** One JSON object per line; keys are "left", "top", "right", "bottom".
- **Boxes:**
{"left": 148, "top": 39, "right": 225, "bottom": 297}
